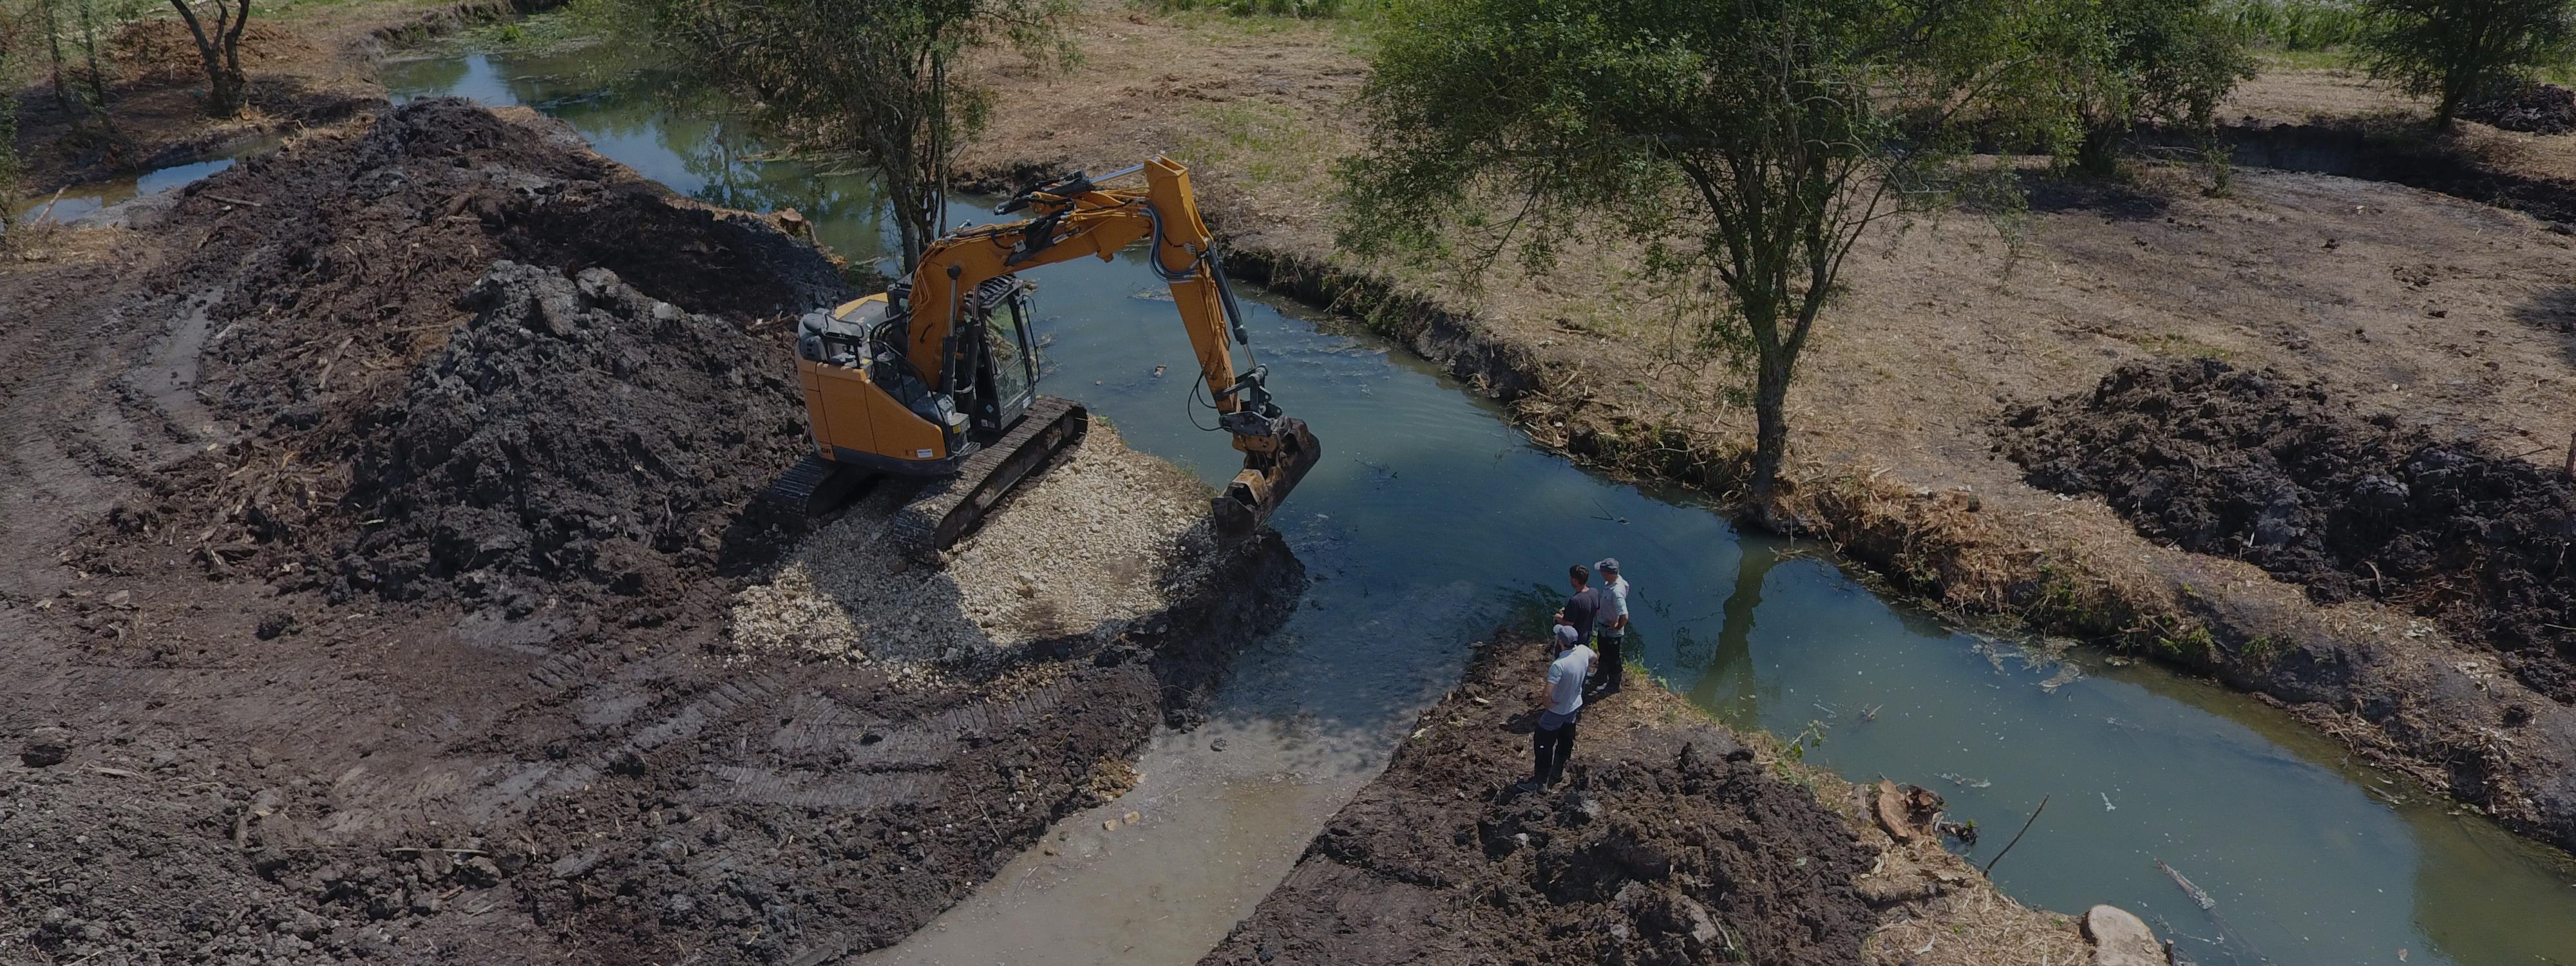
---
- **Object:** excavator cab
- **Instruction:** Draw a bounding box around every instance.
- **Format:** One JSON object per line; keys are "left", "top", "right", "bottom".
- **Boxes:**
{"left": 771, "top": 156, "right": 1320, "bottom": 562}
{"left": 963, "top": 278, "right": 1041, "bottom": 437}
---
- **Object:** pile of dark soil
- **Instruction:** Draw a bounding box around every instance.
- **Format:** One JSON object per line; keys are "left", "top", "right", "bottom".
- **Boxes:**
{"left": 1998, "top": 358, "right": 2576, "bottom": 700}
{"left": 79, "top": 99, "right": 849, "bottom": 612}
{"left": 336, "top": 261, "right": 809, "bottom": 612}
{"left": 1202, "top": 635, "right": 1875, "bottom": 966}
{"left": 2462, "top": 80, "right": 2576, "bottom": 136}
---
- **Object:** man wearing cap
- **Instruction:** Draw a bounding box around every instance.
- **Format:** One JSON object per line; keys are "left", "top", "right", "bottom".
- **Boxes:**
{"left": 1519, "top": 621, "right": 1596, "bottom": 793}
{"left": 1592, "top": 557, "right": 1631, "bottom": 695}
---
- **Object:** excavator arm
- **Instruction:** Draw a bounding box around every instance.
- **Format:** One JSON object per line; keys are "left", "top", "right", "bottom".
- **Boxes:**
{"left": 793, "top": 156, "right": 1318, "bottom": 541}
{"left": 953, "top": 157, "right": 1320, "bottom": 532}
{"left": 905, "top": 158, "right": 1265, "bottom": 432}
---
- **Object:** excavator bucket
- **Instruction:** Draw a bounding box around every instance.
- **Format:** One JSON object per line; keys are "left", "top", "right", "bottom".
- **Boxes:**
{"left": 1214, "top": 418, "right": 1322, "bottom": 535}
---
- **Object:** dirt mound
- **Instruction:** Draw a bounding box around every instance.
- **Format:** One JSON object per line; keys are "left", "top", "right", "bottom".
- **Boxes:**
{"left": 335, "top": 261, "right": 808, "bottom": 612}
{"left": 1998, "top": 358, "right": 2576, "bottom": 700}
{"left": 2463, "top": 80, "right": 2576, "bottom": 135}
{"left": 1202, "top": 635, "right": 1876, "bottom": 966}
{"left": 111, "top": 17, "right": 316, "bottom": 90}
{"left": 76, "top": 99, "right": 849, "bottom": 611}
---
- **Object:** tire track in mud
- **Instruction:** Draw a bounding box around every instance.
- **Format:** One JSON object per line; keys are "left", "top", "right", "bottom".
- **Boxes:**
{"left": 466, "top": 672, "right": 790, "bottom": 824}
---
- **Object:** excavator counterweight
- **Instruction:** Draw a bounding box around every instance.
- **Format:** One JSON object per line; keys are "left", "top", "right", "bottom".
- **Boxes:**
{"left": 767, "top": 156, "right": 1320, "bottom": 561}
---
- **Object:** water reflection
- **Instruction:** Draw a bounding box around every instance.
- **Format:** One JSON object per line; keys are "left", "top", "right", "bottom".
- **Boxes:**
{"left": 1683, "top": 538, "right": 1775, "bottom": 730}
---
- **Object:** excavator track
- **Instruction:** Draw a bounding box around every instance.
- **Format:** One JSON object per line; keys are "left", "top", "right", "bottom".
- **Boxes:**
{"left": 886, "top": 397, "right": 1090, "bottom": 564}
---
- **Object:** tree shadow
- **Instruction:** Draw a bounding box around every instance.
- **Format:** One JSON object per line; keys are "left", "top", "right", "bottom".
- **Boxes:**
{"left": 2510, "top": 286, "right": 2576, "bottom": 366}
{"left": 2014, "top": 171, "right": 2175, "bottom": 222}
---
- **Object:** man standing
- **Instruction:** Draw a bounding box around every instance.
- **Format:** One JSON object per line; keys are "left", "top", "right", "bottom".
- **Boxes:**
{"left": 1555, "top": 564, "right": 1600, "bottom": 646}
{"left": 1519, "top": 623, "right": 1595, "bottom": 793}
{"left": 1592, "top": 557, "right": 1630, "bottom": 695}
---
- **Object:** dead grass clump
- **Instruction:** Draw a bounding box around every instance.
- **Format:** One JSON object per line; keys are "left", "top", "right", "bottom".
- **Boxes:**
{"left": 1782, "top": 469, "right": 2025, "bottom": 611}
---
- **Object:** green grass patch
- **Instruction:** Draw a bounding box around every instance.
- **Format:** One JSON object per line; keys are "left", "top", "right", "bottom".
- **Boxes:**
{"left": 2219, "top": 0, "right": 2369, "bottom": 53}
{"left": 2137, "top": 332, "right": 2235, "bottom": 360}
{"left": 1175, "top": 101, "right": 1321, "bottom": 191}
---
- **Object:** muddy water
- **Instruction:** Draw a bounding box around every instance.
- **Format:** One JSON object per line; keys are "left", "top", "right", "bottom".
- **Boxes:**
{"left": 8, "top": 140, "right": 278, "bottom": 226}
{"left": 372, "top": 41, "right": 2576, "bottom": 966}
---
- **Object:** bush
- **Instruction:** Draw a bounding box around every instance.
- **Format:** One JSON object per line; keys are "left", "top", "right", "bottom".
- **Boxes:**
{"left": 2057, "top": 0, "right": 2259, "bottom": 175}
{"left": 2359, "top": 0, "right": 2576, "bottom": 128}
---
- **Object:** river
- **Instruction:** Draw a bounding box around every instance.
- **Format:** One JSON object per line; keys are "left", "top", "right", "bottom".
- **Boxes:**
{"left": 348, "top": 34, "right": 2576, "bottom": 966}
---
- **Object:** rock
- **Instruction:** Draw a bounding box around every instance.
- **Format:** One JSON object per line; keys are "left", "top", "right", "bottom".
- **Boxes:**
{"left": 104, "top": 590, "right": 133, "bottom": 609}
{"left": 548, "top": 848, "right": 605, "bottom": 880}
{"left": 1209, "top": 737, "right": 1227, "bottom": 752}
{"left": 2353, "top": 473, "right": 2409, "bottom": 511}
{"left": 2082, "top": 904, "right": 2163, "bottom": 966}
{"left": 21, "top": 727, "right": 71, "bottom": 768}
{"left": 1674, "top": 895, "right": 1723, "bottom": 952}
{"left": 256, "top": 612, "right": 298, "bottom": 640}
{"left": 1874, "top": 779, "right": 1915, "bottom": 842}
{"left": 459, "top": 857, "right": 503, "bottom": 887}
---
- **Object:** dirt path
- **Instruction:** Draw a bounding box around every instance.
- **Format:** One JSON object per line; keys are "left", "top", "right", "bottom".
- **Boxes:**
{"left": 0, "top": 99, "right": 1302, "bottom": 965}
{"left": 952, "top": 1, "right": 2576, "bottom": 853}
{"left": 1197, "top": 632, "right": 2099, "bottom": 966}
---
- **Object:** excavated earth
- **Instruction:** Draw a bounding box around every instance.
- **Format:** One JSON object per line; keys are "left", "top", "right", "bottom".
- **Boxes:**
{"left": 2463, "top": 80, "right": 2576, "bottom": 136}
{"left": 1199, "top": 633, "right": 2092, "bottom": 966}
{"left": 2000, "top": 357, "right": 2576, "bottom": 704}
{"left": 1, "top": 99, "right": 1301, "bottom": 965}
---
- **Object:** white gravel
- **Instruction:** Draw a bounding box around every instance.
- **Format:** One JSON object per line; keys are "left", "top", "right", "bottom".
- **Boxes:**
{"left": 727, "top": 423, "right": 1220, "bottom": 672}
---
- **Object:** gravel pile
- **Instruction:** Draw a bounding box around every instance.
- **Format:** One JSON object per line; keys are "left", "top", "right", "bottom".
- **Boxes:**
{"left": 728, "top": 424, "right": 1218, "bottom": 670}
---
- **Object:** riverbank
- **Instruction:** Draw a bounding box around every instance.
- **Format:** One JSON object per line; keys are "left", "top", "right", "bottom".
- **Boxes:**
{"left": 5, "top": 0, "right": 546, "bottom": 196}
{"left": 1199, "top": 632, "right": 2125, "bottom": 966}
{"left": 951, "top": 0, "right": 2576, "bottom": 853}
{"left": 0, "top": 98, "right": 1301, "bottom": 963}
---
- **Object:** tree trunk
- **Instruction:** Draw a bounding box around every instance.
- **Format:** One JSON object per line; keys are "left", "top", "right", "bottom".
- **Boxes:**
{"left": 167, "top": 0, "right": 249, "bottom": 119}
{"left": 886, "top": 175, "right": 928, "bottom": 272}
{"left": 2076, "top": 123, "right": 2122, "bottom": 177}
{"left": 1747, "top": 345, "right": 1793, "bottom": 502}
{"left": 75, "top": 0, "right": 115, "bottom": 129}
{"left": 221, "top": 0, "right": 251, "bottom": 109}
{"left": 43, "top": 0, "right": 76, "bottom": 115}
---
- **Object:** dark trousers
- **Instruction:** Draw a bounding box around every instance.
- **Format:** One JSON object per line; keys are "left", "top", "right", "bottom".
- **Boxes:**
{"left": 1594, "top": 634, "right": 1624, "bottom": 692}
{"left": 1531, "top": 718, "right": 1577, "bottom": 782}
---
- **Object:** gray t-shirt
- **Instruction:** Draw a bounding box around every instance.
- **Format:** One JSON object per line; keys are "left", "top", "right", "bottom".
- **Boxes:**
{"left": 1545, "top": 645, "right": 1595, "bottom": 716}
{"left": 1598, "top": 577, "right": 1630, "bottom": 638}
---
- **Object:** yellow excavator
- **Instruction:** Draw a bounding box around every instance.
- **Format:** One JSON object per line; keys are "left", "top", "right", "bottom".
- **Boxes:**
{"left": 768, "top": 156, "right": 1321, "bottom": 561}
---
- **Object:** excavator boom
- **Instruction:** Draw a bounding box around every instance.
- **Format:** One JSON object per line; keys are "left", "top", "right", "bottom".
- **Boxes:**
{"left": 772, "top": 157, "right": 1320, "bottom": 560}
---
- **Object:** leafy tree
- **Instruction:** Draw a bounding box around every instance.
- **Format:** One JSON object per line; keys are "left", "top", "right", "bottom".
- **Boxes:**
{"left": 1339, "top": 0, "right": 2076, "bottom": 502}
{"left": 2061, "top": 0, "right": 2257, "bottom": 175}
{"left": 619, "top": 0, "right": 1073, "bottom": 270}
{"left": 167, "top": 0, "right": 252, "bottom": 118}
{"left": 2359, "top": 0, "right": 2576, "bottom": 129}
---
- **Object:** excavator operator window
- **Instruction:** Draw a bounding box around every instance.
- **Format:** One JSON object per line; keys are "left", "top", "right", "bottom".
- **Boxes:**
{"left": 984, "top": 292, "right": 1038, "bottom": 432}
